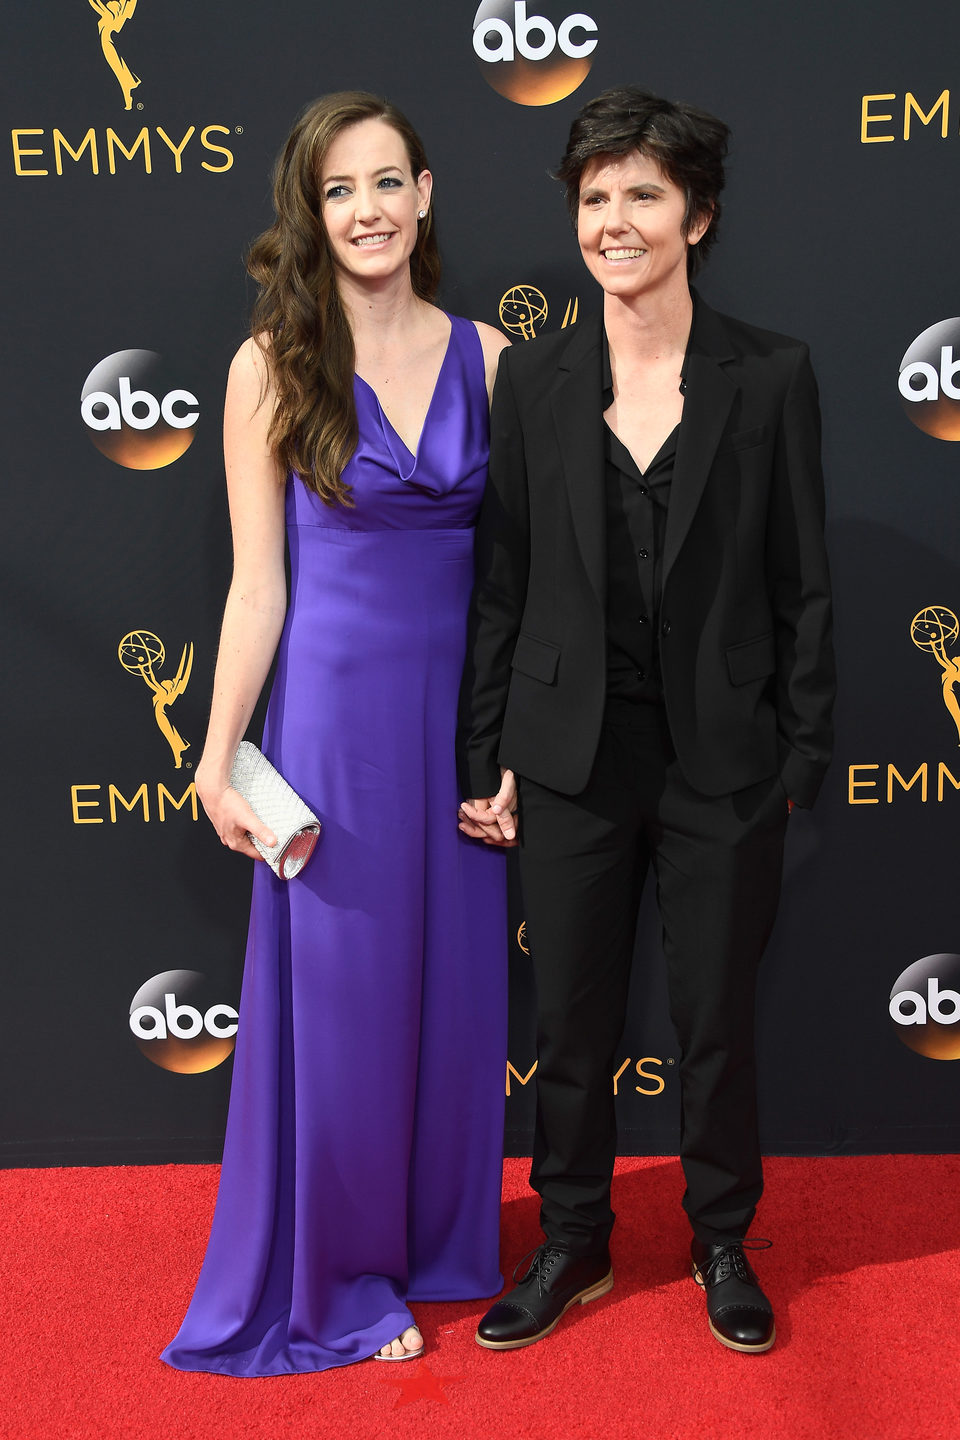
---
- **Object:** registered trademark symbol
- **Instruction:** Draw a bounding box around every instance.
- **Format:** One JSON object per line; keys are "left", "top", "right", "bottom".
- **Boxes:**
{"left": 235, "top": 126, "right": 244, "bottom": 134}
{"left": 666, "top": 1058, "right": 675, "bottom": 1065}
{"left": 137, "top": 102, "right": 144, "bottom": 111}
{"left": 186, "top": 761, "right": 193, "bottom": 769}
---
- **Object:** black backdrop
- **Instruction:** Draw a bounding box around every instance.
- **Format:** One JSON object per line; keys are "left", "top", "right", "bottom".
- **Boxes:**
{"left": 4, "top": 1, "right": 960, "bottom": 1165}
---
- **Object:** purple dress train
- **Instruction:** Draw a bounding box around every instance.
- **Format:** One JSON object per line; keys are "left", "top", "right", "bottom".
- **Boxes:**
{"left": 162, "top": 316, "right": 507, "bottom": 1376}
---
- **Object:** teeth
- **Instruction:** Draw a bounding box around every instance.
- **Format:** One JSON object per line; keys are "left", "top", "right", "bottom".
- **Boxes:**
{"left": 604, "top": 248, "right": 645, "bottom": 260}
{"left": 353, "top": 234, "right": 391, "bottom": 246}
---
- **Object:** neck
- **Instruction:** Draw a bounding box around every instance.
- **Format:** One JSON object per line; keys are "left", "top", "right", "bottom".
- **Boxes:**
{"left": 339, "top": 271, "right": 428, "bottom": 347}
{"left": 603, "top": 284, "right": 694, "bottom": 364}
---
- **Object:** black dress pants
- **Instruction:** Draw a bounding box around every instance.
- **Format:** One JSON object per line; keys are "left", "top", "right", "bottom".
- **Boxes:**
{"left": 517, "top": 700, "right": 788, "bottom": 1252}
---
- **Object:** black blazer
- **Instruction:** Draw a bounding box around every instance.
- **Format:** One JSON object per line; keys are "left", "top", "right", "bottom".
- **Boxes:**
{"left": 458, "top": 296, "right": 835, "bottom": 809}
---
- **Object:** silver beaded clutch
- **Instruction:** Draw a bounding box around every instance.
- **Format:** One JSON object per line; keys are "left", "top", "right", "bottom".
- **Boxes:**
{"left": 229, "top": 741, "right": 322, "bottom": 880}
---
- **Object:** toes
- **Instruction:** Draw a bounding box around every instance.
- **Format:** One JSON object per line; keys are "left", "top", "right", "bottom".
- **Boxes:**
{"left": 377, "top": 1326, "right": 422, "bottom": 1359}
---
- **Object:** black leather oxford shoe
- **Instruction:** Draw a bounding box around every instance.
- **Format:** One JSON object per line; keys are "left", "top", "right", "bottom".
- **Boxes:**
{"left": 691, "top": 1238, "right": 775, "bottom": 1353}
{"left": 476, "top": 1243, "right": 613, "bottom": 1350}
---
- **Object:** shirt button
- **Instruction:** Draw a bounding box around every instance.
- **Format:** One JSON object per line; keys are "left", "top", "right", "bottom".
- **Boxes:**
{"left": 637, "top": 547, "right": 649, "bottom": 559}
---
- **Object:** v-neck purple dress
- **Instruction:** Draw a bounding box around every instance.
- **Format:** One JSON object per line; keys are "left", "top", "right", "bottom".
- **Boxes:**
{"left": 161, "top": 315, "right": 507, "bottom": 1377}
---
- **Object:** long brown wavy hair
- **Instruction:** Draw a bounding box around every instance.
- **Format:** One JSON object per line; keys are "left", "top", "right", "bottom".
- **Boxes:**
{"left": 248, "top": 93, "right": 441, "bottom": 505}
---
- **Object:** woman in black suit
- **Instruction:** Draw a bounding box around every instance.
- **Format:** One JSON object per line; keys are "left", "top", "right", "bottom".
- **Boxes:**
{"left": 458, "top": 86, "right": 835, "bottom": 1356}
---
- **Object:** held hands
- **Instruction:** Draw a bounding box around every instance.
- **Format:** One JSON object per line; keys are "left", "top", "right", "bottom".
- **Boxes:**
{"left": 197, "top": 772, "right": 277, "bottom": 861}
{"left": 458, "top": 769, "right": 518, "bottom": 847}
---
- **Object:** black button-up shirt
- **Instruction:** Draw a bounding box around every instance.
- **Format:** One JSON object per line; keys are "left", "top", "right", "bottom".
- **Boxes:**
{"left": 602, "top": 333, "right": 677, "bottom": 704}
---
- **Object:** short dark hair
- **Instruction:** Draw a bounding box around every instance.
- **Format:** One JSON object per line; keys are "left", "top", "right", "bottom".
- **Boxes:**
{"left": 555, "top": 86, "right": 730, "bottom": 276}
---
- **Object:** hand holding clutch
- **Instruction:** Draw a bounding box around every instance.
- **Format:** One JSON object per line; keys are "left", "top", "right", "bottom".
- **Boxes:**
{"left": 229, "top": 741, "right": 321, "bottom": 880}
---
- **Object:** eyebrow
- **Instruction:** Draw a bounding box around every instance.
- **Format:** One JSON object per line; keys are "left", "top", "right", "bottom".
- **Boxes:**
{"left": 321, "top": 164, "right": 404, "bottom": 184}
{"left": 581, "top": 181, "right": 667, "bottom": 199}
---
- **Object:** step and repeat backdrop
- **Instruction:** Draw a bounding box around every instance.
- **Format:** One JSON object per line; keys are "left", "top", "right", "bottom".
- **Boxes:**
{"left": 3, "top": 1, "right": 959, "bottom": 1164}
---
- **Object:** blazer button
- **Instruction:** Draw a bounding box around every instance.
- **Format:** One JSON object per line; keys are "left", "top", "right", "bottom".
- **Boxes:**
{"left": 637, "top": 547, "right": 649, "bottom": 559}
{"left": 638, "top": 613, "right": 649, "bottom": 625}
{"left": 661, "top": 620, "right": 671, "bottom": 636}
{"left": 637, "top": 667, "right": 646, "bottom": 681}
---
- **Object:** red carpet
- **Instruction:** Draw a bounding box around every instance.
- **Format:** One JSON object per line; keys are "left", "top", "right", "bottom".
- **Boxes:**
{"left": 1, "top": 1155, "right": 957, "bottom": 1440}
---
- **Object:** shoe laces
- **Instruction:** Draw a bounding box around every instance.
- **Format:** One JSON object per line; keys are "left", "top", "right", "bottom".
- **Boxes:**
{"left": 512, "top": 1243, "right": 569, "bottom": 1295}
{"left": 696, "top": 1238, "right": 772, "bottom": 1286}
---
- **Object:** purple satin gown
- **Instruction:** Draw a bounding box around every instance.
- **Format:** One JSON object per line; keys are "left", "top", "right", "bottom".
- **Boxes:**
{"left": 162, "top": 315, "right": 507, "bottom": 1376}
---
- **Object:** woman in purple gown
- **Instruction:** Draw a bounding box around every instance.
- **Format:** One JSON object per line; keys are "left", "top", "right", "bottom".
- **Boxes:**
{"left": 161, "top": 93, "right": 512, "bottom": 1376}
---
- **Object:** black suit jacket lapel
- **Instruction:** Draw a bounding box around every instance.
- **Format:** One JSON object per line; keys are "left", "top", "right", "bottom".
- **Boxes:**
{"left": 663, "top": 299, "right": 737, "bottom": 587}
{"left": 549, "top": 314, "right": 606, "bottom": 608}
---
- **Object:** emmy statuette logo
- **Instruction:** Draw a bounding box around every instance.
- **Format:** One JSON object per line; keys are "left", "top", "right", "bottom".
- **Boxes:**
{"left": 889, "top": 955, "right": 960, "bottom": 1059}
{"left": 88, "top": 0, "right": 141, "bottom": 110}
{"left": 11, "top": 3, "right": 240, "bottom": 178}
{"left": 119, "top": 630, "right": 193, "bottom": 768}
{"left": 129, "top": 970, "right": 238, "bottom": 1073}
{"left": 499, "top": 285, "right": 548, "bottom": 340}
{"left": 473, "top": 2, "right": 597, "bottom": 106}
{"left": 498, "top": 285, "right": 578, "bottom": 340}
{"left": 67, "top": 630, "right": 199, "bottom": 826}
{"left": 845, "top": 603, "right": 960, "bottom": 807}
{"left": 910, "top": 606, "right": 960, "bottom": 746}
{"left": 898, "top": 319, "right": 960, "bottom": 440}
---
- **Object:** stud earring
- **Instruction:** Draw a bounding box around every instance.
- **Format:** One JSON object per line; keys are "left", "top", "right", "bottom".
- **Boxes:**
{"left": 418, "top": 209, "right": 427, "bottom": 219}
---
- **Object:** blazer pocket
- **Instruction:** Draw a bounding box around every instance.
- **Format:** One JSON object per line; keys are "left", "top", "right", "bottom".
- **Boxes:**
{"left": 726, "top": 633, "right": 775, "bottom": 686}
{"left": 715, "top": 424, "right": 770, "bottom": 456}
{"left": 511, "top": 632, "right": 561, "bottom": 685}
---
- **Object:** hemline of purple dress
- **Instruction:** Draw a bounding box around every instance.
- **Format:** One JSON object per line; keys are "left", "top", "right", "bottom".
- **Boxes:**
{"left": 161, "top": 315, "right": 507, "bottom": 1377}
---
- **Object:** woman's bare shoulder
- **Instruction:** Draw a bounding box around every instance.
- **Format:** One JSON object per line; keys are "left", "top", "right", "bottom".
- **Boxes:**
{"left": 227, "top": 334, "right": 278, "bottom": 406}
{"left": 471, "top": 320, "right": 510, "bottom": 401}
{"left": 472, "top": 319, "right": 510, "bottom": 362}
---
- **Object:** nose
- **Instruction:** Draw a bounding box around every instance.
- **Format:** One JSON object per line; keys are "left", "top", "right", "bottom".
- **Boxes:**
{"left": 604, "top": 193, "right": 630, "bottom": 234}
{"left": 354, "top": 185, "right": 382, "bottom": 225}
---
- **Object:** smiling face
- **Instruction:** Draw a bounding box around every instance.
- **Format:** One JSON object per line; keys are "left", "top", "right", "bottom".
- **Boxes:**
{"left": 319, "top": 117, "right": 432, "bottom": 291}
{"left": 576, "top": 149, "right": 710, "bottom": 305}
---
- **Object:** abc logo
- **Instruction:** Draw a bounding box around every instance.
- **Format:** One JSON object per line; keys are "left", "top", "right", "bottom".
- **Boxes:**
{"left": 129, "top": 969, "right": 238, "bottom": 1073}
{"left": 472, "top": 1, "right": 597, "bottom": 106}
{"left": 81, "top": 349, "right": 199, "bottom": 469}
{"left": 898, "top": 319, "right": 960, "bottom": 440}
{"left": 888, "top": 953, "right": 960, "bottom": 1059}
